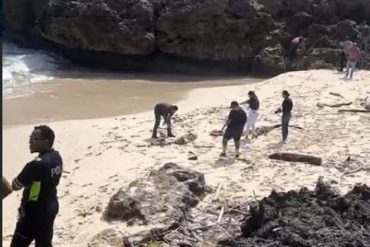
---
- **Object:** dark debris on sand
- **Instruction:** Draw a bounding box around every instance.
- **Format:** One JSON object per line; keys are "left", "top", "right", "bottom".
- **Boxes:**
{"left": 218, "top": 179, "right": 370, "bottom": 247}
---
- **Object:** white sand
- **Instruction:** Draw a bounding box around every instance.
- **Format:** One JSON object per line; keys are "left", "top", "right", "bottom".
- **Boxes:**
{"left": 3, "top": 70, "right": 370, "bottom": 246}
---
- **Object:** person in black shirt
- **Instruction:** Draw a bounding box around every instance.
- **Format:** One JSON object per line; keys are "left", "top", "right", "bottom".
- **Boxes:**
{"left": 220, "top": 101, "right": 247, "bottom": 158}
{"left": 275, "top": 90, "right": 293, "bottom": 143}
{"left": 241, "top": 91, "right": 260, "bottom": 140}
{"left": 152, "top": 103, "right": 178, "bottom": 139}
{"left": 10, "top": 125, "right": 63, "bottom": 247}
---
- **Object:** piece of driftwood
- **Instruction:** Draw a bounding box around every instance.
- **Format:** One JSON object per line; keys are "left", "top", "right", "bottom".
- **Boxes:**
{"left": 256, "top": 124, "right": 303, "bottom": 136}
{"left": 269, "top": 152, "right": 322, "bottom": 166}
{"left": 317, "top": 102, "right": 353, "bottom": 108}
{"left": 342, "top": 165, "right": 370, "bottom": 176}
{"left": 338, "top": 109, "right": 370, "bottom": 113}
{"left": 329, "top": 92, "right": 344, "bottom": 98}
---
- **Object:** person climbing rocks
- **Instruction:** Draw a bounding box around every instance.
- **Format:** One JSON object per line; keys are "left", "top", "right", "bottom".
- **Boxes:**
{"left": 359, "top": 21, "right": 370, "bottom": 55}
{"left": 339, "top": 40, "right": 354, "bottom": 72}
{"left": 2, "top": 176, "right": 12, "bottom": 199}
{"left": 285, "top": 36, "right": 304, "bottom": 69}
{"left": 220, "top": 101, "right": 247, "bottom": 158}
{"left": 10, "top": 125, "right": 63, "bottom": 247}
{"left": 152, "top": 103, "right": 178, "bottom": 139}
{"left": 275, "top": 90, "right": 293, "bottom": 143}
{"left": 241, "top": 91, "right": 260, "bottom": 140}
{"left": 344, "top": 43, "right": 361, "bottom": 80}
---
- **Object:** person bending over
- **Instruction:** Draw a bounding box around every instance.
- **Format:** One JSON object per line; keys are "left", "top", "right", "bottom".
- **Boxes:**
{"left": 152, "top": 103, "right": 178, "bottom": 139}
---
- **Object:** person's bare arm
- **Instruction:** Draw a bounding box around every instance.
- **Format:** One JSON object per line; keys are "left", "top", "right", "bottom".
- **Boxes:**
{"left": 2, "top": 176, "right": 13, "bottom": 199}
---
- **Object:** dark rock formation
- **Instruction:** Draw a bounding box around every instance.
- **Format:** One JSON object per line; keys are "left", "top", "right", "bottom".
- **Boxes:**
{"left": 4, "top": 0, "right": 370, "bottom": 74}
{"left": 218, "top": 179, "right": 370, "bottom": 247}
{"left": 104, "top": 163, "right": 208, "bottom": 226}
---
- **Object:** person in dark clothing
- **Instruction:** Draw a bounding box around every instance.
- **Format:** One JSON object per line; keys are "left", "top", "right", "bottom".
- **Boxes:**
{"left": 275, "top": 90, "right": 293, "bottom": 143}
{"left": 220, "top": 101, "right": 247, "bottom": 158}
{"left": 152, "top": 103, "right": 178, "bottom": 139}
{"left": 285, "top": 36, "right": 304, "bottom": 69}
{"left": 11, "top": 125, "right": 63, "bottom": 247}
{"left": 3, "top": 176, "right": 12, "bottom": 199}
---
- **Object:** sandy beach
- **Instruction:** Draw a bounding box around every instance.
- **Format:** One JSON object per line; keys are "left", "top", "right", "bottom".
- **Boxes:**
{"left": 2, "top": 70, "right": 370, "bottom": 246}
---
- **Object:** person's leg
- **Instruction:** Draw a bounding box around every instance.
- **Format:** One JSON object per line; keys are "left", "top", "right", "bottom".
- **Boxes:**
{"left": 152, "top": 111, "right": 161, "bottom": 138}
{"left": 339, "top": 52, "right": 345, "bottom": 72}
{"left": 221, "top": 129, "right": 231, "bottom": 156}
{"left": 166, "top": 118, "right": 174, "bottom": 137}
{"left": 233, "top": 129, "right": 242, "bottom": 158}
{"left": 281, "top": 114, "right": 291, "bottom": 141}
{"left": 245, "top": 110, "right": 252, "bottom": 139}
{"left": 350, "top": 61, "right": 356, "bottom": 79}
{"left": 365, "top": 37, "right": 369, "bottom": 54}
{"left": 251, "top": 111, "right": 258, "bottom": 137}
{"left": 10, "top": 212, "right": 34, "bottom": 247}
{"left": 34, "top": 201, "right": 58, "bottom": 247}
{"left": 345, "top": 60, "right": 350, "bottom": 78}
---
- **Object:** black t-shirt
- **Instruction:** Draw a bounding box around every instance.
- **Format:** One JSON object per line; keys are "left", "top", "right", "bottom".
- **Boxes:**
{"left": 227, "top": 107, "right": 247, "bottom": 129}
{"left": 154, "top": 103, "right": 173, "bottom": 117}
{"left": 247, "top": 97, "right": 260, "bottom": 110}
{"left": 16, "top": 150, "right": 63, "bottom": 212}
{"left": 282, "top": 97, "right": 293, "bottom": 114}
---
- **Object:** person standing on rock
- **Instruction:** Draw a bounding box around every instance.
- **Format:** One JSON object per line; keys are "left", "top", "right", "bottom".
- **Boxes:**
{"left": 285, "top": 36, "right": 304, "bottom": 68}
{"left": 220, "top": 101, "right": 247, "bottom": 158}
{"left": 3, "top": 176, "right": 12, "bottom": 199}
{"left": 275, "top": 90, "right": 293, "bottom": 143}
{"left": 344, "top": 43, "right": 361, "bottom": 80}
{"left": 338, "top": 40, "right": 354, "bottom": 72}
{"left": 10, "top": 125, "right": 63, "bottom": 247}
{"left": 241, "top": 91, "right": 260, "bottom": 140}
{"left": 152, "top": 103, "right": 178, "bottom": 139}
{"left": 359, "top": 21, "right": 370, "bottom": 55}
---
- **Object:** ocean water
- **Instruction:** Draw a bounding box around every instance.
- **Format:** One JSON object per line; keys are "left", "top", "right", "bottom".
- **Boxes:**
{"left": 2, "top": 42, "right": 63, "bottom": 95}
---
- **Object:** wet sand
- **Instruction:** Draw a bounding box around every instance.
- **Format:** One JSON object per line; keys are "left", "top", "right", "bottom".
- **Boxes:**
{"left": 3, "top": 74, "right": 264, "bottom": 126}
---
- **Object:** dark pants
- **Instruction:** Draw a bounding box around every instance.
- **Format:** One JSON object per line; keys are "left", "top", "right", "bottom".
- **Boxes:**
{"left": 11, "top": 201, "right": 58, "bottom": 247}
{"left": 223, "top": 128, "right": 242, "bottom": 150}
{"left": 282, "top": 114, "right": 291, "bottom": 141}
{"left": 339, "top": 52, "right": 346, "bottom": 72}
{"left": 152, "top": 110, "right": 171, "bottom": 138}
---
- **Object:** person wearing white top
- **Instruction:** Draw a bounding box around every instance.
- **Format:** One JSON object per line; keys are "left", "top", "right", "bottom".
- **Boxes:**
{"left": 241, "top": 91, "right": 260, "bottom": 140}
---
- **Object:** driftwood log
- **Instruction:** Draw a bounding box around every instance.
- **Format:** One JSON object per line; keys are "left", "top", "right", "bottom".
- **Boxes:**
{"left": 338, "top": 109, "right": 370, "bottom": 113}
{"left": 329, "top": 92, "right": 344, "bottom": 98}
{"left": 269, "top": 152, "right": 322, "bottom": 166}
{"left": 316, "top": 102, "right": 352, "bottom": 108}
{"left": 256, "top": 124, "right": 303, "bottom": 136}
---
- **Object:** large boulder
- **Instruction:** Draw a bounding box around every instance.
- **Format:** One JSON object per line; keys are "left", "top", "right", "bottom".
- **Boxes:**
{"left": 3, "top": 0, "right": 370, "bottom": 73}
{"left": 41, "top": 0, "right": 156, "bottom": 55}
{"left": 104, "top": 163, "right": 207, "bottom": 225}
{"left": 156, "top": 0, "right": 263, "bottom": 60}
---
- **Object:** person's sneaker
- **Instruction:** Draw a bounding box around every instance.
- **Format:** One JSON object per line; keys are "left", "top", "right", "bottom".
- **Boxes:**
{"left": 168, "top": 134, "right": 176, "bottom": 138}
{"left": 152, "top": 136, "right": 159, "bottom": 139}
{"left": 220, "top": 152, "right": 226, "bottom": 157}
{"left": 235, "top": 153, "right": 240, "bottom": 159}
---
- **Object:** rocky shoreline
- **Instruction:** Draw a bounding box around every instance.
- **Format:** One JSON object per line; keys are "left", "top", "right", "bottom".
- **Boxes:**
{"left": 89, "top": 164, "right": 370, "bottom": 247}
{"left": 4, "top": 0, "right": 370, "bottom": 74}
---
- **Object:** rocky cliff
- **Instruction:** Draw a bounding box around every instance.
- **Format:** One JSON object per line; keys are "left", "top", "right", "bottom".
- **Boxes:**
{"left": 4, "top": 0, "right": 370, "bottom": 74}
